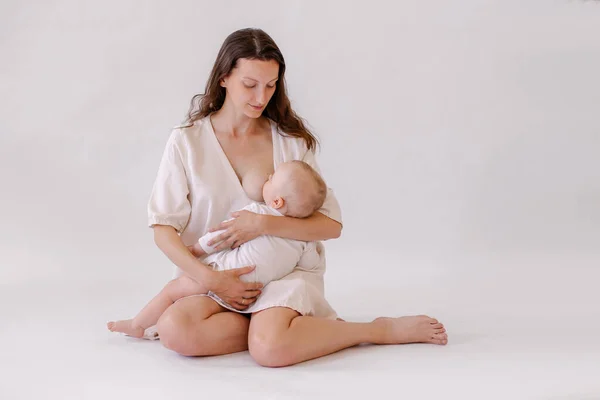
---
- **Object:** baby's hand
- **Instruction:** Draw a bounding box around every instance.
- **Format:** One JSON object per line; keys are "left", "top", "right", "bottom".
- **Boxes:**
{"left": 187, "top": 244, "right": 206, "bottom": 258}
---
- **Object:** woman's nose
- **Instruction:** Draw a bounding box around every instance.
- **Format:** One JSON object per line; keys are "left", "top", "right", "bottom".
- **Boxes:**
{"left": 255, "top": 88, "right": 267, "bottom": 105}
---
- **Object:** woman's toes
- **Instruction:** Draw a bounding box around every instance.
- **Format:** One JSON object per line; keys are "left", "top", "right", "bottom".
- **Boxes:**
{"left": 431, "top": 323, "right": 443, "bottom": 329}
{"left": 430, "top": 336, "right": 448, "bottom": 345}
{"left": 429, "top": 318, "right": 438, "bottom": 325}
{"left": 434, "top": 328, "right": 446, "bottom": 334}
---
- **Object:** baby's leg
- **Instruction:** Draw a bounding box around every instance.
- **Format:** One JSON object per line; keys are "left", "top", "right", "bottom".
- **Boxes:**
{"left": 107, "top": 276, "right": 207, "bottom": 338}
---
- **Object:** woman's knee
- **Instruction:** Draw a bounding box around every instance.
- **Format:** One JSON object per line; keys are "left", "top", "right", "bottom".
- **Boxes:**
{"left": 248, "top": 332, "right": 290, "bottom": 367}
{"left": 156, "top": 299, "right": 215, "bottom": 356}
{"left": 248, "top": 308, "right": 299, "bottom": 367}
{"left": 156, "top": 306, "right": 194, "bottom": 355}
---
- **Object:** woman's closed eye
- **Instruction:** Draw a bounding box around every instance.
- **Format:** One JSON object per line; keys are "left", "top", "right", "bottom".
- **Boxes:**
{"left": 243, "top": 82, "right": 276, "bottom": 89}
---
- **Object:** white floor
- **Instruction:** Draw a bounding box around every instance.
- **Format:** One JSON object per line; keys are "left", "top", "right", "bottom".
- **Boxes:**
{"left": 2, "top": 249, "right": 599, "bottom": 400}
{"left": 2, "top": 1, "right": 600, "bottom": 398}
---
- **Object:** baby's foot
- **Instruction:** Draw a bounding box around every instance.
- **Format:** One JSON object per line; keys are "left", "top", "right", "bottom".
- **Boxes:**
{"left": 107, "top": 319, "right": 145, "bottom": 338}
{"left": 373, "top": 315, "right": 448, "bottom": 345}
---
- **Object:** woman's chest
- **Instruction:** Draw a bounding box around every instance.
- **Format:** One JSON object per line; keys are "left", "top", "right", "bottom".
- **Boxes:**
{"left": 220, "top": 137, "right": 273, "bottom": 177}
{"left": 216, "top": 134, "right": 275, "bottom": 201}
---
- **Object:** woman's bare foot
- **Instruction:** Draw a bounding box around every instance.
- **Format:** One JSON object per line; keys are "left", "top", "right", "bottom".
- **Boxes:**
{"left": 107, "top": 319, "right": 145, "bottom": 338}
{"left": 373, "top": 315, "right": 448, "bottom": 345}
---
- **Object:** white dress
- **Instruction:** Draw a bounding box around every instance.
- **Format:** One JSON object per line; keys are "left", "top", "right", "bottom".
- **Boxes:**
{"left": 147, "top": 115, "right": 342, "bottom": 323}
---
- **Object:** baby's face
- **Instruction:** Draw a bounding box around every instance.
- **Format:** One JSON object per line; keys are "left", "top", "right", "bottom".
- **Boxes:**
{"left": 262, "top": 163, "right": 295, "bottom": 206}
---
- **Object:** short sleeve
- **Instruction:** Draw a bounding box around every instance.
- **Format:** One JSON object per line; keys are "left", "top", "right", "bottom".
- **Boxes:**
{"left": 301, "top": 149, "right": 343, "bottom": 226}
{"left": 296, "top": 242, "right": 321, "bottom": 271}
{"left": 147, "top": 130, "right": 191, "bottom": 233}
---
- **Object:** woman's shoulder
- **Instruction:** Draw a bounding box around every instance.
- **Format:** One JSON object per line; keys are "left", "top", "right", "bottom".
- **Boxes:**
{"left": 167, "top": 117, "right": 210, "bottom": 148}
{"left": 270, "top": 120, "right": 311, "bottom": 159}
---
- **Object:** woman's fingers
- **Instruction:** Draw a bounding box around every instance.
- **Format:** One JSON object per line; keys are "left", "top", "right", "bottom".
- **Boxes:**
{"left": 234, "top": 265, "right": 256, "bottom": 277}
{"left": 209, "top": 220, "right": 234, "bottom": 233}
{"left": 244, "top": 281, "right": 263, "bottom": 291}
{"left": 214, "top": 268, "right": 263, "bottom": 311}
{"left": 214, "top": 242, "right": 230, "bottom": 252}
{"left": 230, "top": 297, "right": 256, "bottom": 310}
{"left": 244, "top": 290, "right": 262, "bottom": 298}
{"left": 214, "top": 235, "right": 237, "bottom": 251}
{"left": 229, "top": 302, "right": 247, "bottom": 311}
{"left": 240, "top": 296, "right": 258, "bottom": 306}
{"left": 207, "top": 232, "right": 229, "bottom": 247}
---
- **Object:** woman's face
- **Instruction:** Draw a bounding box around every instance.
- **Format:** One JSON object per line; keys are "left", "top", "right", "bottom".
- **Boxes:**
{"left": 221, "top": 58, "right": 279, "bottom": 118}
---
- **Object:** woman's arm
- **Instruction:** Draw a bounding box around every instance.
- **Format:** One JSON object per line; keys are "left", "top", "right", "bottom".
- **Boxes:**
{"left": 153, "top": 225, "right": 213, "bottom": 286}
{"left": 262, "top": 211, "right": 342, "bottom": 242}
{"left": 208, "top": 209, "right": 342, "bottom": 251}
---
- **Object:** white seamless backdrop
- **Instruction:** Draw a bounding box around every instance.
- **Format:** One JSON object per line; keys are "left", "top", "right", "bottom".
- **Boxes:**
{"left": 1, "top": 1, "right": 599, "bottom": 399}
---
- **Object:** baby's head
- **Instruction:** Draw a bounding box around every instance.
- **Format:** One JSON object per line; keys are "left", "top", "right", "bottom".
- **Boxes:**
{"left": 262, "top": 161, "right": 326, "bottom": 218}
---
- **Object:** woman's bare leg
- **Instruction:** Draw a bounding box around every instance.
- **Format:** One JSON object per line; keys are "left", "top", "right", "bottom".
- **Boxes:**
{"left": 248, "top": 308, "right": 448, "bottom": 367}
{"left": 157, "top": 295, "right": 250, "bottom": 356}
{"left": 107, "top": 276, "right": 206, "bottom": 338}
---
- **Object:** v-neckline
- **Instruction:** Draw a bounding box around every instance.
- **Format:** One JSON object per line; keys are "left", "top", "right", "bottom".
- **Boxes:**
{"left": 206, "top": 114, "right": 279, "bottom": 197}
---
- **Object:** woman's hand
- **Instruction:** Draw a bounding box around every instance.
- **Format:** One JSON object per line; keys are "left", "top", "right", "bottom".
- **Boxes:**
{"left": 208, "top": 210, "right": 265, "bottom": 251}
{"left": 206, "top": 266, "right": 264, "bottom": 310}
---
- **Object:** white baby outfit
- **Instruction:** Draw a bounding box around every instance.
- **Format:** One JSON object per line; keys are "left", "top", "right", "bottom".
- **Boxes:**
{"left": 198, "top": 202, "right": 321, "bottom": 312}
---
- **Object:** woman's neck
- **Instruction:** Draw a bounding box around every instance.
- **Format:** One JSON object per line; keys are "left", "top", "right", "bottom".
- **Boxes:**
{"left": 212, "top": 100, "right": 262, "bottom": 138}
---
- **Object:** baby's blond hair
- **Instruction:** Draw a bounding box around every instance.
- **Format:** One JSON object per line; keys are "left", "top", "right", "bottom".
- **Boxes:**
{"left": 282, "top": 161, "right": 327, "bottom": 218}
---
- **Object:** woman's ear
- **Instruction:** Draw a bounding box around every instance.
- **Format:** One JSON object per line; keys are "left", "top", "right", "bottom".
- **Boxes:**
{"left": 219, "top": 76, "right": 228, "bottom": 88}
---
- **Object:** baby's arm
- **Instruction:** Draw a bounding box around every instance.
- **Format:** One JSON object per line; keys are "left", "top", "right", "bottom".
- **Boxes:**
{"left": 189, "top": 204, "right": 260, "bottom": 258}
{"left": 188, "top": 228, "right": 228, "bottom": 258}
{"left": 187, "top": 243, "right": 207, "bottom": 258}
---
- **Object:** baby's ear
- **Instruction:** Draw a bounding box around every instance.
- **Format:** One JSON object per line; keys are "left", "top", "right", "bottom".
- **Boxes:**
{"left": 272, "top": 197, "right": 285, "bottom": 209}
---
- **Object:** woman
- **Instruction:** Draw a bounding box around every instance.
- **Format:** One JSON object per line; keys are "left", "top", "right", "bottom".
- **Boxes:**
{"left": 148, "top": 28, "right": 448, "bottom": 367}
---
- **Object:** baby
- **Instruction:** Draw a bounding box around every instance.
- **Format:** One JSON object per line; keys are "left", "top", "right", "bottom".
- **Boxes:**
{"left": 108, "top": 160, "right": 327, "bottom": 338}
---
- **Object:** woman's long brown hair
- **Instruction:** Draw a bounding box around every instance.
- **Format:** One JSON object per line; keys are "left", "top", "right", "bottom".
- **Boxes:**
{"left": 184, "top": 28, "right": 318, "bottom": 152}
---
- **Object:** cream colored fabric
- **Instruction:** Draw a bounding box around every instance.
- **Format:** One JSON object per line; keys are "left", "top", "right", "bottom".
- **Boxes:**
{"left": 145, "top": 116, "right": 342, "bottom": 338}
